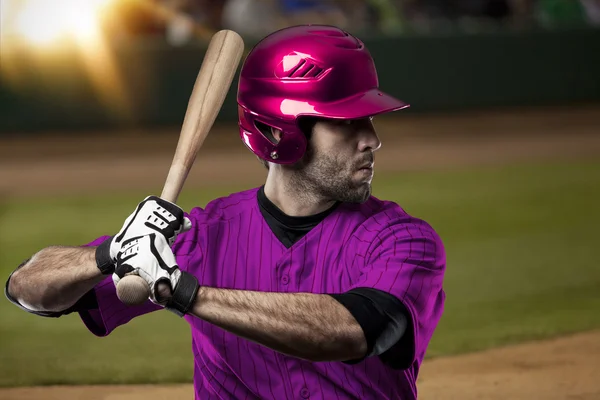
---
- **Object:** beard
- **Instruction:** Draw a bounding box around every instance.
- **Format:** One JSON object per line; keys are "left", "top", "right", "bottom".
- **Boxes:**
{"left": 288, "top": 143, "right": 374, "bottom": 204}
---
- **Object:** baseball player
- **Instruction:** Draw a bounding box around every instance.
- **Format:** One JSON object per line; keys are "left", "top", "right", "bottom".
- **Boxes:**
{"left": 5, "top": 25, "right": 446, "bottom": 400}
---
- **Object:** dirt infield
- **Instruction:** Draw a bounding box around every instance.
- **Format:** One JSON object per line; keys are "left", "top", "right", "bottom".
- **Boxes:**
{"left": 1, "top": 105, "right": 599, "bottom": 399}
{"left": 2, "top": 330, "right": 599, "bottom": 400}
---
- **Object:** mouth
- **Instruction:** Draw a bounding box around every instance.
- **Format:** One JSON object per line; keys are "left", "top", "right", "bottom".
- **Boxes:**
{"left": 356, "top": 163, "right": 374, "bottom": 180}
{"left": 358, "top": 162, "right": 374, "bottom": 171}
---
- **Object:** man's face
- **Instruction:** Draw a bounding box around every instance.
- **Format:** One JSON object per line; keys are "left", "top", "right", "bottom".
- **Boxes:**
{"left": 291, "top": 117, "right": 381, "bottom": 203}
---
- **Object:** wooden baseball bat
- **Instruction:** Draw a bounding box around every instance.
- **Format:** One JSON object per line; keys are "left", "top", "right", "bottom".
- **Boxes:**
{"left": 115, "top": 29, "right": 245, "bottom": 306}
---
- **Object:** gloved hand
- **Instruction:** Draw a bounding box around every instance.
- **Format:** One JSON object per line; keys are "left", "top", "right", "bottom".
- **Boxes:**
{"left": 113, "top": 233, "right": 199, "bottom": 316}
{"left": 95, "top": 196, "right": 192, "bottom": 275}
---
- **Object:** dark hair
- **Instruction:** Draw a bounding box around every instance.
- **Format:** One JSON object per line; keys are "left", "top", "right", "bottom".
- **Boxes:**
{"left": 259, "top": 117, "right": 318, "bottom": 169}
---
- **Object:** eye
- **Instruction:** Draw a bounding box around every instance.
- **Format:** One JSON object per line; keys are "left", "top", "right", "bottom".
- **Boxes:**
{"left": 332, "top": 119, "right": 352, "bottom": 125}
{"left": 330, "top": 119, "right": 353, "bottom": 127}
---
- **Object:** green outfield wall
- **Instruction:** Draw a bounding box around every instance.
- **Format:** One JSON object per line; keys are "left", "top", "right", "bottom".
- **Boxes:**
{"left": 1, "top": 27, "right": 599, "bottom": 133}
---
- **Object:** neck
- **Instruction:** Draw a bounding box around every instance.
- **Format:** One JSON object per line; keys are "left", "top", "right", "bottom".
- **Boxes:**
{"left": 264, "top": 169, "right": 336, "bottom": 217}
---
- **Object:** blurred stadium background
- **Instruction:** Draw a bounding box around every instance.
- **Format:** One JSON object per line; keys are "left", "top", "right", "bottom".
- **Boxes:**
{"left": 1, "top": 0, "right": 599, "bottom": 399}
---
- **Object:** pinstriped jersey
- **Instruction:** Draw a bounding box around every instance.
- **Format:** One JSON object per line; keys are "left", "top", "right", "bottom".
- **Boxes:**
{"left": 81, "top": 187, "right": 446, "bottom": 400}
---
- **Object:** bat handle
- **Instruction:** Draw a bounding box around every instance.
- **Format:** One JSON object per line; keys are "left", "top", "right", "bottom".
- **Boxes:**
{"left": 160, "top": 163, "right": 187, "bottom": 204}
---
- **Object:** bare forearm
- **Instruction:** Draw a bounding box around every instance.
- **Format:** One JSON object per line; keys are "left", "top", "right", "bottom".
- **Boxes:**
{"left": 8, "top": 246, "right": 104, "bottom": 312}
{"left": 190, "top": 287, "right": 367, "bottom": 362}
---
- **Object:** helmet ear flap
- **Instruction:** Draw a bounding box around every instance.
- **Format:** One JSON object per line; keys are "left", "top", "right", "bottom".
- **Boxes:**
{"left": 238, "top": 105, "right": 307, "bottom": 164}
{"left": 254, "top": 120, "right": 281, "bottom": 145}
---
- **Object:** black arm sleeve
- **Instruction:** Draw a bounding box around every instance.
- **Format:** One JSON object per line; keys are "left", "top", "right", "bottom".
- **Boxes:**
{"left": 4, "top": 265, "right": 99, "bottom": 318}
{"left": 329, "top": 287, "right": 412, "bottom": 369}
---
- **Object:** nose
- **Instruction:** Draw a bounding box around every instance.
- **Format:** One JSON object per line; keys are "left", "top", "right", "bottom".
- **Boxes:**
{"left": 357, "top": 121, "right": 381, "bottom": 152}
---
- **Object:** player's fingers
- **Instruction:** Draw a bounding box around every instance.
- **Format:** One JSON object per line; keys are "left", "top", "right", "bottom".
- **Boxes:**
{"left": 154, "top": 278, "right": 173, "bottom": 304}
{"left": 137, "top": 268, "right": 155, "bottom": 290}
{"left": 150, "top": 196, "right": 185, "bottom": 221}
{"left": 112, "top": 273, "right": 120, "bottom": 287}
{"left": 182, "top": 217, "right": 193, "bottom": 233}
{"left": 112, "top": 268, "right": 136, "bottom": 286}
{"left": 114, "top": 261, "right": 136, "bottom": 279}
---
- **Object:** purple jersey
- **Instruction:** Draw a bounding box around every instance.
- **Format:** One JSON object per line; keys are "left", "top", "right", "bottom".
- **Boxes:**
{"left": 81, "top": 187, "right": 445, "bottom": 399}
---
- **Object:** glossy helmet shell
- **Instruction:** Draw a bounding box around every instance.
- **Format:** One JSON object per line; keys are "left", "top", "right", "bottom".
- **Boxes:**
{"left": 237, "top": 25, "right": 409, "bottom": 164}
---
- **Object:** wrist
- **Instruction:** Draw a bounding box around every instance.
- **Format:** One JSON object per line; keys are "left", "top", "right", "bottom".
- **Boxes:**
{"left": 165, "top": 271, "right": 200, "bottom": 317}
{"left": 95, "top": 236, "right": 115, "bottom": 275}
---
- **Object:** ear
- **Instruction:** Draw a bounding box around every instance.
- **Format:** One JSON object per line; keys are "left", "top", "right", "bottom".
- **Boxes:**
{"left": 270, "top": 126, "right": 283, "bottom": 143}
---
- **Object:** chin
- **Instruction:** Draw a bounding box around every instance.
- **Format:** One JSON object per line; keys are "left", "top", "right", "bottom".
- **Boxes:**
{"left": 341, "top": 184, "right": 372, "bottom": 204}
{"left": 357, "top": 187, "right": 372, "bottom": 203}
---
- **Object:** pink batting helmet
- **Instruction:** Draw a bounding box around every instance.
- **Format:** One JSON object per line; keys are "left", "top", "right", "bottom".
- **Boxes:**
{"left": 237, "top": 25, "right": 410, "bottom": 164}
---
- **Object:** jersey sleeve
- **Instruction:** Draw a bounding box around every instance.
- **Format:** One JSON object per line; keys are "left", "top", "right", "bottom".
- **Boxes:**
{"left": 78, "top": 236, "right": 162, "bottom": 337}
{"left": 347, "top": 215, "right": 446, "bottom": 369}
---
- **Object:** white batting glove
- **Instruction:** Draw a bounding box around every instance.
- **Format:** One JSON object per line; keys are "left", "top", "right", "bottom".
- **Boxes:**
{"left": 111, "top": 196, "right": 192, "bottom": 257}
{"left": 113, "top": 234, "right": 199, "bottom": 316}
{"left": 95, "top": 196, "right": 192, "bottom": 275}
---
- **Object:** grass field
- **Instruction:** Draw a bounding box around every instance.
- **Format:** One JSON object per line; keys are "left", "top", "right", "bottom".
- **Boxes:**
{"left": 1, "top": 159, "right": 599, "bottom": 387}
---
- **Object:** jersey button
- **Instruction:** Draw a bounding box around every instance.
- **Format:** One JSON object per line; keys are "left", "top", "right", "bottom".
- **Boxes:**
{"left": 281, "top": 275, "right": 289, "bottom": 285}
{"left": 300, "top": 387, "right": 310, "bottom": 399}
